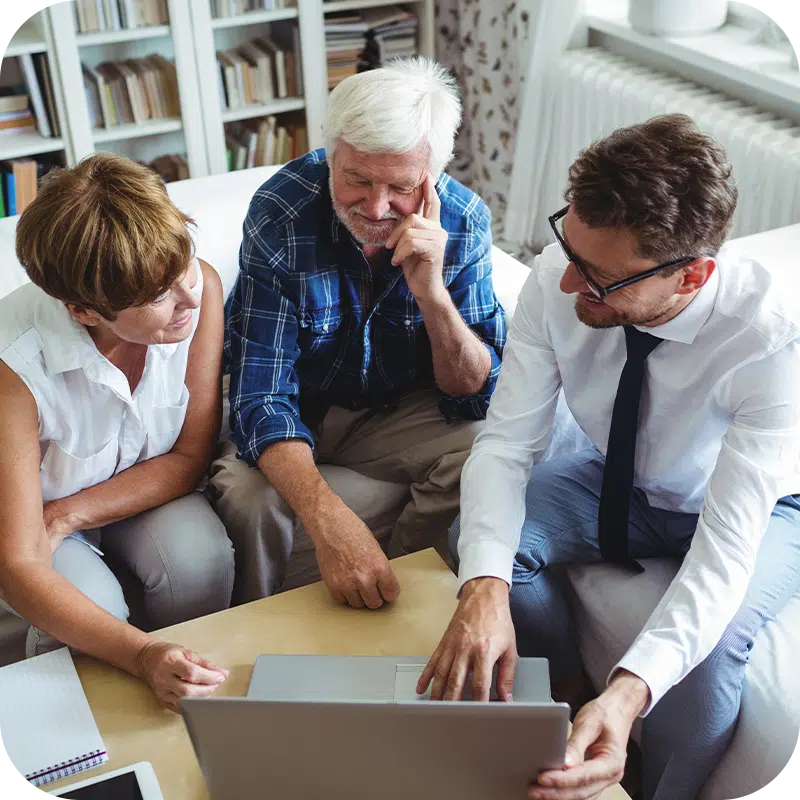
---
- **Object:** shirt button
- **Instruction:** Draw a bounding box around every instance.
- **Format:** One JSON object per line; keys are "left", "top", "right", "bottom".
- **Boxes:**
{"left": 322, "top": 323, "right": 329, "bottom": 332}
{"left": 404, "top": 319, "right": 411, "bottom": 327}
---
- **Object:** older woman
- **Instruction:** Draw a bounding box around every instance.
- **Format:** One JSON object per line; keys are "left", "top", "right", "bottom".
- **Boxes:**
{"left": 0, "top": 153, "right": 234, "bottom": 711}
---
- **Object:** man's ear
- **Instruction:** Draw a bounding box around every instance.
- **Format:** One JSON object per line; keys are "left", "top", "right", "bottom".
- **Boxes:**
{"left": 63, "top": 302, "right": 104, "bottom": 327}
{"left": 675, "top": 257, "right": 716, "bottom": 295}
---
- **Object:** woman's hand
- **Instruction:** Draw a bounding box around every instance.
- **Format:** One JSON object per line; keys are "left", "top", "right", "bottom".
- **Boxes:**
{"left": 135, "top": 639, "right": 229, "bottom": 713}
{"left": 42, "top": 498, "right": 79, "bottom": 553}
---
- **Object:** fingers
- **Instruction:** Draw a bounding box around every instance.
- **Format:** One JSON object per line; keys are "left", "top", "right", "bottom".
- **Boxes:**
{"left": 495, "top": 646, "right": 517, "bottom": 702}
{"left": 384, "top": 215, "right": 415, "bottom": 250}
{"left": 359, "top": 582, "right": 384, "bottom": 610}
{"left": 429, "top": 646, "right": 456, "bottom": 701}
{"left": 377, "top": 568, "right": 401, "bottom": 603}
{"left": 563, "top": 707, "right": 603, "bottom": 768}
{"left": 417, "top": 646, "right": 442, "bottom": 695}
{"left": 343, "top": 588, "right": 365, "bottom": 609}
{"left": 469, "top": 651, "right": 493, "bottom": 703}
{"left": 385, "top": 212, "right": 441, "bottom": 251}
{"left": 186, "top": 651, "right": 230, "bottom": 679}
{"left": 390, "top": 228, "right": 446, "bottom": 267}
{"left": 443, "top": 650, "right": 471, "bottom": 701}
{"left": 171, "top": 651, "right": 227, "bottom": 686}
{"left": 534, "top": 753, "right": 624, "bottom": 798}
{"left": 422, "top": 174, "right": 441, "bottom": 222}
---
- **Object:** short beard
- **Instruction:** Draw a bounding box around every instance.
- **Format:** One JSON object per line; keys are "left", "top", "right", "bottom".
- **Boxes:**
{"left": 329, "top": 173, "right": 401, "bottom": 246}
{"left": 575, "top": 295, "right": 675, "bottom": 329}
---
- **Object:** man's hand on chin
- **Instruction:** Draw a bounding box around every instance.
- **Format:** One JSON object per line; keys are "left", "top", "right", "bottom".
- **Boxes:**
{"left": 529, "top": 670, "right": 650, "bottom": 800}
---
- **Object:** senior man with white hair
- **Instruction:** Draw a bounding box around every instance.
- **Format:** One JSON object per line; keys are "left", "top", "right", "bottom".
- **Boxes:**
{"left": 209, "top": 57, "right": 505, "bottom": 606}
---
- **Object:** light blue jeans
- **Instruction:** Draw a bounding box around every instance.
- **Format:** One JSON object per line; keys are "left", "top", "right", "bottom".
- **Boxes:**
{"left": 2, "top": 492, "right": 235, "bottom": 657}
{"left": 449, "top": 449, "right": 800, "bottom": 800}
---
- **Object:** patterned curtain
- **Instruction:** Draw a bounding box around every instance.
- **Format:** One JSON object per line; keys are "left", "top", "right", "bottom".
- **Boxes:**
{"left": 435, "top": 0, "right": 532, "bottom": 238}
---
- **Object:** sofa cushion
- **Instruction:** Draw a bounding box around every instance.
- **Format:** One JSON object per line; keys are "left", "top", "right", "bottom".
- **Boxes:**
{"left": 567, "top": 560, "right": 800, "bottom": 799}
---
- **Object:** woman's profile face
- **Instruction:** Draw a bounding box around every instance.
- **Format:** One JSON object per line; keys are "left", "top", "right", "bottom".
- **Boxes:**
{"left": 95, "top": 257, "right": 202, "bottom": 346}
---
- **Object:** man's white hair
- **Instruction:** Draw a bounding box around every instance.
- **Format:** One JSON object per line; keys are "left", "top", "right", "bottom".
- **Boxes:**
{"left": 325, "top": 57, "right": 462, "bottom": 176}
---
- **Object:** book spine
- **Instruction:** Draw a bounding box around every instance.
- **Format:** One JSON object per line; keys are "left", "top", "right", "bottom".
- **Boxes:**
{"left": 19, "top": 54, "right": 52, "bottom": 138}
{"left": 4, "top": 172, "right": 15, "bottom": 217}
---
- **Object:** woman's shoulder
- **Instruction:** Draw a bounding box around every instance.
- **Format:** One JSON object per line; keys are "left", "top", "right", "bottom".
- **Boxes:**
{"left": 0, "top": 283, "right": 48, "bottom": 363}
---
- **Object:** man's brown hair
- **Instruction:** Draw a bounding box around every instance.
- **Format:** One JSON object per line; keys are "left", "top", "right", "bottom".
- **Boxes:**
{"left": 565, "top": 114, "right": 738, "bottom": 263}
{"left": 16, "top": 153, "right": 195, "bottom": 319}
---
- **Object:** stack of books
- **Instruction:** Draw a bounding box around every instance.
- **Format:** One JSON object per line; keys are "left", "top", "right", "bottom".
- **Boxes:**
{"left": 225, "top": 116, "right": 307, "bottom": 170}
{"left": 149, "top": 153, "right": 189, "bottom": 183}
{"left": 324, "top": 13, "right": 368, "bottom": 89}
{"left": 216, "top": 28, "right": 302, "bottom": 110}
{"left": 211, "top": 0, "right": 296, "bottom": 19}
{"left": 82, "top": 56, "right": 181, "bottom": 128}
{"left": 0, "top": 156, "right": 60, "bottom": 218}
{"left": 360, "top": 6, "right": 419, "bottom": 68}
{"left": 73, "top": 0, "right": 170, "bottom": 33}
{"left": 0, "top": 54, "right": 60, "bottom": 138}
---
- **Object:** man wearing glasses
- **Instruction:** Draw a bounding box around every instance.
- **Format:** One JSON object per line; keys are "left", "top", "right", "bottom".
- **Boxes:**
{"left": 419, "top": 114, "right": 800, "bottom": 799}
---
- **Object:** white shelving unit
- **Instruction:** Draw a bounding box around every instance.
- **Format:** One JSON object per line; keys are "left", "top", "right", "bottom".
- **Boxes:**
{"left": 190, "top": 0, "right": 327, "bottom": 175}
{"left": 2, "top": 0, "right": 437, "bottom": 185}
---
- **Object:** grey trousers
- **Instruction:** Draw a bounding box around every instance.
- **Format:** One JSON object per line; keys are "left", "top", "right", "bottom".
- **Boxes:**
{"left": 6, "top": 492, "right": 235, "bottom": 657}
{"left": 209, "top": 388, "right": 483, "bottom": 604}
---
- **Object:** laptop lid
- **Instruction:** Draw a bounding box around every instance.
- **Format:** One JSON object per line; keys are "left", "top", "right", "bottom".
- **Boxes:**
{"left": 181, "top": 696, "right": 569, "bottom": 800}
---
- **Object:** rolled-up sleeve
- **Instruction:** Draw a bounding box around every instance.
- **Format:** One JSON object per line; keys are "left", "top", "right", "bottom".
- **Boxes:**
{"left": 226, "top": 205, "right": 314, "bottom": 466}
{"left": 438, "top": 204, "right": 506, "bottom": 421}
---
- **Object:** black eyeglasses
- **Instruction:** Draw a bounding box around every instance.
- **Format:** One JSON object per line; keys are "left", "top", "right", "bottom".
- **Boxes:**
{"left": 548, "top": 205, "right": 697, "bottom": 300}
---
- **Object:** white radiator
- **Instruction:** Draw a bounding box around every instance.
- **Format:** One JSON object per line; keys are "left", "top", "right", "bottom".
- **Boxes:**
{"left": 530, "top": 47, "right": 800, "bottom": 250}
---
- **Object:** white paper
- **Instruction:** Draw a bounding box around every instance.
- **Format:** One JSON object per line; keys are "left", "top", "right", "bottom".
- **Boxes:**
{"left": 0, "top": 648, "right": 106, "bottom": 784}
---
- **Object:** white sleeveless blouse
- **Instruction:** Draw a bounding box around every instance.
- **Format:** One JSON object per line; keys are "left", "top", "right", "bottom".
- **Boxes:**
{"left": 0, "top": 258, "right": 203, "bottom": 503}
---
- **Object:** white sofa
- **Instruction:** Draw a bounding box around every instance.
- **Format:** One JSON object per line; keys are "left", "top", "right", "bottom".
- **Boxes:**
{"left": 0, "top": 166, "right": 796, "bottom": 798}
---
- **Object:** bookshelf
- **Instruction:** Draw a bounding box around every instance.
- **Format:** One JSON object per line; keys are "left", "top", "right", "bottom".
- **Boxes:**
{"left": 191, "top": 0, "right": 327, "bottom": 175}
{"left": 1, "top": 0, "right": 436, "bottom": 202}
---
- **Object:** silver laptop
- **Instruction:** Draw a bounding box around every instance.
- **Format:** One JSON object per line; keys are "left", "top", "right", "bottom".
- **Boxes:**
{"left": 181, "top": 655, "right": 569, "bottom": 800}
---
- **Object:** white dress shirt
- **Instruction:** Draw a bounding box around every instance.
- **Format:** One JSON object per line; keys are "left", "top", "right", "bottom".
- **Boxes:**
{"left": 0, "top": 259, "right": 203, "bottom": 504}
{"left": 458, "top": 243, "right": 800, "bottom": 714}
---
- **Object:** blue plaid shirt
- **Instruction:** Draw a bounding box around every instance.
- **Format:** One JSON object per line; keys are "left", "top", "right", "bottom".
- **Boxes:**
{"left": 225, "top": 149, "right": 506, "bottom": 466}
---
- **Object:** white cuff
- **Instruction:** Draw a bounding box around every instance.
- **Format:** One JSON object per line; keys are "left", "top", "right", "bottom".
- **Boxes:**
{"left": 610, "top": 641, "right": 685, "bottom": 717}
{"left": 456, "top": 540, "right": 516, "bottom": 594}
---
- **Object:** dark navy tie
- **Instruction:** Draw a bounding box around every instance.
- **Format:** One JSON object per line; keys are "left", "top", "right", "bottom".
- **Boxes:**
{"left": 598, "top": 326, "right": 663, "bottom": 572}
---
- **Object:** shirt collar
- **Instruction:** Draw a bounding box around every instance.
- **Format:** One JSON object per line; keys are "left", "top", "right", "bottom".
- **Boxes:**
{"left": 35, "top": 293, "right": 103, "bottom": 376}
{"left": 635, "top": 258, "right": 721, "bottom": 345}
{"left": 35, "top": 291, "right": 180, "bottom": 376}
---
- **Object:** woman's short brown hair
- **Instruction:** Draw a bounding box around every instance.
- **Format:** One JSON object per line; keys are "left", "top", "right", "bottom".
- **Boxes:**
{"left": 565, "top": 114, "right": 738, "bottom": 263}
{"left": 16, "top": 153, "right": 195, "bottom": 319}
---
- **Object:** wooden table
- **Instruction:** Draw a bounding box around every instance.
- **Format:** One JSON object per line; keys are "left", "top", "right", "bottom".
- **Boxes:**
{"left": 48, "top": 549, "right": 629, "bottom": 799}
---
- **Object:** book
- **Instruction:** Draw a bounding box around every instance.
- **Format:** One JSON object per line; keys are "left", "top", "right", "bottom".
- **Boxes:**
{"left": 3, "top": 168, "right": 15, "bottom": 216}
{"left": 0, "top": 93, "right": 29, "bottom": 113}
{"left": 0, "top": 648, "right": 107, "bottom": 787}
{"left": 34, "top": 54, "right": 60, "bottom": 138}
{"left": 0, "top": 112, "right": 36, "bottom": 132}
{"left": 19, "top": 53, "right": 51, "bottom": 138}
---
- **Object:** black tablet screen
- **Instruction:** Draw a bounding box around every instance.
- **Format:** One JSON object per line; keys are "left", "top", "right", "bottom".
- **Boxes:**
{"left": 60, "top": 771, "right": 144, "bottom": 800}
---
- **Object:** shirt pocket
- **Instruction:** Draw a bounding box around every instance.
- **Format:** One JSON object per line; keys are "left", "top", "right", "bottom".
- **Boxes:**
{"left": 40, "top": 436, "right": 119, "bottom": 502}
{"left": 297, "top": 307, "right": 344, "bottom": 358}
{"left": 142, "top": 384, "right": 190, "bottom": 461}
{"left": 377, "top": 305, "right": 424, "bottom": 342}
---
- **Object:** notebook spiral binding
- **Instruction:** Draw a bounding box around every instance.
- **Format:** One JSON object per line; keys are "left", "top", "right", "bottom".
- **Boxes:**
{"left": 27, "top": 748, "right": 109, "bottom": 786}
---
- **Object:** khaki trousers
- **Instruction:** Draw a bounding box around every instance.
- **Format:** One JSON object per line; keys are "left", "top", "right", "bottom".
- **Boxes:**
{"left": 208, "top": 388, "right": 482, "bottom": 603}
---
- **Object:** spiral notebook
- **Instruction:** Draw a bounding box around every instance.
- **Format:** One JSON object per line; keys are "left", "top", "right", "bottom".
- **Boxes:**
{"left": 0, "top": 647, "right": 108, "bottom": 786}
